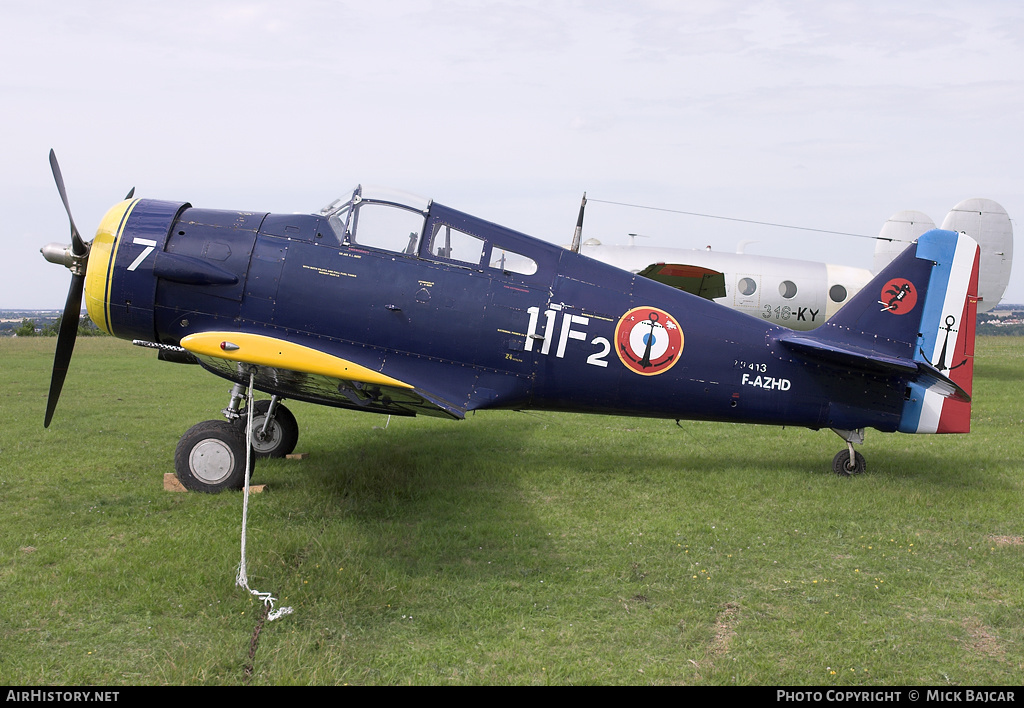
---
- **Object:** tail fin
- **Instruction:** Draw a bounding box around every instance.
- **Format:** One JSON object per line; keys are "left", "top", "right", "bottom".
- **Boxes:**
{"left": 899, "top": 230, "right": 980, "bottom": 433}
{"left": 940, "top": 198, "right": 1013, "bottom": 314}
{"left": 872, "top": 210, "right": 935, "bottom": 274}
{"left": 781, "top": 229, "right": 980, "bottom": 433}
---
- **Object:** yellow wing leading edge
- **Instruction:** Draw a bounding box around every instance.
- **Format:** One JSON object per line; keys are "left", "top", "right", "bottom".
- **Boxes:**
{"left": 180, "top": 331, "right": 413, "bottom": 389}
{"left": 179, "top": 331, "right": 464, "bottom": 419}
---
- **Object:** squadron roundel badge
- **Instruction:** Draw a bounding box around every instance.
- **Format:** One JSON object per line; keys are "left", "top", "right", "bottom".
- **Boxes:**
{"left": 879, "top": 278, "right": 917, "bottom": 315}
{"left": 614, "top": 306, "right": 684, "bottom": 376}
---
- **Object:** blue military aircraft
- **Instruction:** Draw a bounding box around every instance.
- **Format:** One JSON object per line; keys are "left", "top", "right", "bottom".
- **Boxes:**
{"left": 41, "top": 151, "right": 980, "bottom": 491}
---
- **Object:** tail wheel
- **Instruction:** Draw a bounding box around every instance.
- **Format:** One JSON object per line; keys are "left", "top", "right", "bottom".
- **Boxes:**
{"left": 175, "top": 420, "right": 253, "bottom": 493}
{"left": 237, "top": 399, "right": 299, "bottom": 459}
{"left": 832, "top": 450, "right": 866, "bottom": 477}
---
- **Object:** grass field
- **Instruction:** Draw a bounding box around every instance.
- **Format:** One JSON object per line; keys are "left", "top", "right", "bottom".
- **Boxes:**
{"left": 1, "top": 336, "right": 1021, "bottom": 685}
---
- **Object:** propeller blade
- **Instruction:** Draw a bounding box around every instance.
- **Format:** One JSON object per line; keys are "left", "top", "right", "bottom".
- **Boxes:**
{"left": 48, "top": 149, "right": 87, "bottom": 257}
{"left": 44, "top": 273, "right": 84, "bottom": 427}
{"left": 125, "top": 187, "right": 135, "bottom": 200}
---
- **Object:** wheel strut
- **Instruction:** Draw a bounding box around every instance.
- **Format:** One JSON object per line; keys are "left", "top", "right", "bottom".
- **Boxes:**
{"left": 236, "top": 396, "right": 299, "bottom": 459}
{"left": 831, "top": 428, "right": 866, "bottom": 476}
{"left": 222, "top": 382, "right": 247, "bottom": 422}
{"left": 259, "top": 396, "right": 282, "bottom": 437}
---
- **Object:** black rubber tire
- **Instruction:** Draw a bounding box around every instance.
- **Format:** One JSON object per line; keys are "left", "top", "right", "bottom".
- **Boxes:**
{"left": 237, "top": 400, "right": 299, "bottom": 459}
{"left": 832, "top": 450, "right": 866, "bottom": 477}
{"left": 175, "top": 420, "right": 254, "bottom": 493}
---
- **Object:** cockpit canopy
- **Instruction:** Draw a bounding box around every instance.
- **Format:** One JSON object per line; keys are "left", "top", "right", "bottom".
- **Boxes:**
{"left": 318, "top": 185, "right": 539, "bottom": 275}
{"left": 319, "top": 185, "right": 430, "bottom": 254}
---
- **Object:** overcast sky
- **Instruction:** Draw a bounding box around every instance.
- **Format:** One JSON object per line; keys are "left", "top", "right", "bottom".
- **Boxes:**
{"left": 3, "top": 0, "right": 1021, "bottom": 309}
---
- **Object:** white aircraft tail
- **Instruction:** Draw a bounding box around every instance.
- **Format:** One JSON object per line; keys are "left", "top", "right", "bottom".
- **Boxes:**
{"left": 873, "top": 211, "right": 935, "bottom": 273}
{"left": 941, "top": 199, "right": 1013, "bottom": 313}
{"left": 873, "top": 199, "right": 1012, "bottom": 313}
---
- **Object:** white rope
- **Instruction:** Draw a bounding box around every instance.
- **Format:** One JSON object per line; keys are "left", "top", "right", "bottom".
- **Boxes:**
{"left": 235, "top": 370, "right": 294, "bottom": 621}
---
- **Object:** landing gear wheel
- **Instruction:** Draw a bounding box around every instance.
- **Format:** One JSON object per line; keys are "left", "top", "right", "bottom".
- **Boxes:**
{"left": 175, "top": 420, "right": 254, "bottom": 493}
{"left": 832, "top": 450, "right": 866, "bottom": 477}
{"left": 237, "top": 399, "right": 298, "bottom": 459}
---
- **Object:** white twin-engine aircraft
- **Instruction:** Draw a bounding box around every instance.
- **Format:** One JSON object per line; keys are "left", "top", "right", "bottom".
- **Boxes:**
{"left": 579, "top": 198, "right": 1012, "bottom": 331}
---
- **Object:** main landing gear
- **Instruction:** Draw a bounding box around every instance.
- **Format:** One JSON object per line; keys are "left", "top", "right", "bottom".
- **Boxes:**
{"left": 174, "top": 384, "right": 299, "bottom": 493}
{"left": 174, "top": 420, "right": 253, "bottom": 493}
{"left": 831, "top": 428, "right": 866, "bottom": 477}
{"left": 236, "top": 398, "right": 299, "bottom": 460}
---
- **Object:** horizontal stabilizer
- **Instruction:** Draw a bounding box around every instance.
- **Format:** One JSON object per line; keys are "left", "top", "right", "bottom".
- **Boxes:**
{"left": 913, "top": 360, "right": 971, "bottom": 403}
{"left": 779, "top": 335, "right": 917, "bottom": 373}
{"left": 779, "top": 335, "right": 969, "bottom": 402}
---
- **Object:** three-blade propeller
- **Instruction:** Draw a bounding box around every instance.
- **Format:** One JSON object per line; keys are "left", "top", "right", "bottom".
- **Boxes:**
{"left": 42, "top": 150, "right": 90, "bottom": 427}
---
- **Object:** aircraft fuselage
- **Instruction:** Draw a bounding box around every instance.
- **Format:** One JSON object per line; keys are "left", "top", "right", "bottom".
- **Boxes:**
{"left": 85, "top": 197, "right": 915, "bottom": 434}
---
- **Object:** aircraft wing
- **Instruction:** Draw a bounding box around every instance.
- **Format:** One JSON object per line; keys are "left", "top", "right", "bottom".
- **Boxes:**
{"left": 636, "top": 263, "right": 727, "bottom": 300}
{"left": 179, "top": 331, "right": 466, "bottom": 419}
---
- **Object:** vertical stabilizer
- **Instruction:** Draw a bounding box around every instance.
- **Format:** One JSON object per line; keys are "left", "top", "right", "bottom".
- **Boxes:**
{"left": 873, "top": 210, "right": 935, "bottom": 274}
{"left": 899, "top": 230, "right": 980, "bottom": 433}
{"left": 810, "top": 229, "right": 979, "bottom": 434}
{"left": 940, "top": 198, "right": 1013, "bottom": 313}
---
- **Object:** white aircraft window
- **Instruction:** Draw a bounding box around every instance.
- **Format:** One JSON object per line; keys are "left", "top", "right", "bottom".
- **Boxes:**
{"left": 490, "top": 247, "right": 538, "bottom": 276}
{"left": 779, "top": 280, "right": 798, "bottom": 299}
{"left": 829, "top": 284, "right": 848, "bottom": 303}
{"left": 737, "top": 277, "right": 757, "bottom": 296}
{"left": 428, "top": 223, "right": 486, "bottom": 266}
{"left": 350, "top": 203, "right": 425, "bottom": 254}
